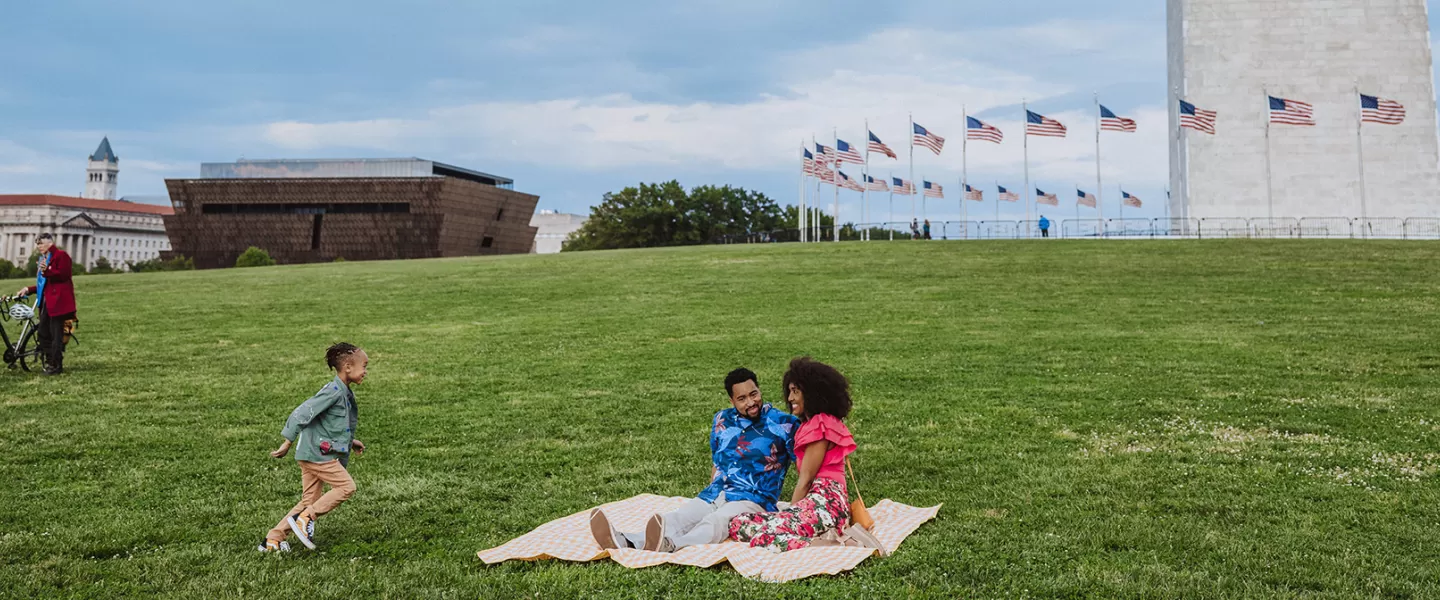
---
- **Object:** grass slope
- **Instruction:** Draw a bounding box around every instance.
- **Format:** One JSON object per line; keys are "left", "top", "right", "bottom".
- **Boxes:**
{"left": 2, "top": 240, "right": 1440, "bottom": 599}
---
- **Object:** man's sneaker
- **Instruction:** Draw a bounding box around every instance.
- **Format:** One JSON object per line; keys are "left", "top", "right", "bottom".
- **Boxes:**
{"left": 286, "top": 512, "right": 316, "bottom": 550}
{"left": 257, "top": 540, "right": 291, "bottom": 553}
{"left": 842, "top": 524, "right": 887, "bottom": 557}
{"left": 643, "top": 514, "right": 676, "bottom": 552}
{"left": 588, "top": 509, "right": 627, "bottom": 550}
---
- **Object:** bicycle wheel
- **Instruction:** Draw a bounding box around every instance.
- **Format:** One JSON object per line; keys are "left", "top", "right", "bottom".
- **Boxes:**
{"left": 17, "top": 324, "right": 45, "bottom": 373}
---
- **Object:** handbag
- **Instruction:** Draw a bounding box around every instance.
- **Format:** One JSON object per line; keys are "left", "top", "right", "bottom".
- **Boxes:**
{"left": 845, "top": 456, "right": 874, "bottom": 530}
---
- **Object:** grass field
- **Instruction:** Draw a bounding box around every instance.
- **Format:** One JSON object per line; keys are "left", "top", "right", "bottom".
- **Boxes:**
{"left": 3, "top": 240, "right": 1440, "bottom": 598}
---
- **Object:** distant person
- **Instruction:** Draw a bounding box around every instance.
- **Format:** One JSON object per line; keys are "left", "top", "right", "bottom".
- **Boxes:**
{"left": 261, "top": 343, "right": 368, "bottom": 552}
{"left": 590, "top": 368, "right": 799, "bottom": 553}
{"left": 14, "top": 233, "right": 76, "bottom": 375}
{"left": 922, "top": 219, "right": 932, "bottom": 240}
{"left": 729, "top": 357, "right": 883, "bottom": 554}
{"left": 1038, "top": 215, "right": 1051, "bottom": 238}
{"left": 910, "top": 219, "right": 921, "bottom": 239}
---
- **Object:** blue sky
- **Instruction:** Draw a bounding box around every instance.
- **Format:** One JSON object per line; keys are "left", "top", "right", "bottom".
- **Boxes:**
{"left": 0, "top": 1, "right": 1434, "bottom": 224}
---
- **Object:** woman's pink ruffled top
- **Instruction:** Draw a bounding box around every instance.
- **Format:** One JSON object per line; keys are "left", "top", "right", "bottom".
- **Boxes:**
{"left": 793, "top": 413, "right": 856, "bottom": 486}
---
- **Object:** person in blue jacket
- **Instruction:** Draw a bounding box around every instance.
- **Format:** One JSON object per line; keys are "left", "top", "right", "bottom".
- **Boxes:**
{"left": 1038, "top": 215, "right": 1051, "bottom": 238}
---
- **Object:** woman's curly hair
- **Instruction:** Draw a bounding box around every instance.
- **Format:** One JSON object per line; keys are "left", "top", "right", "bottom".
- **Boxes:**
{"left": 782, "top": 356, "right": 851, "bottom": 421}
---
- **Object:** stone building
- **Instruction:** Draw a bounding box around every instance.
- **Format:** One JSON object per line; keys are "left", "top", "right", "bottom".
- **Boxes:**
{"left": 163, "top": 158, "right": 538, "bottom": 268}
{"left": 0, "top": 138, "right": 174, "bottom": 270}
{"left": 1168, "top": 0, "right": 1440, "bottom": 221}
{"left": 529, "top": 210, "right": 587, "bottom": 253}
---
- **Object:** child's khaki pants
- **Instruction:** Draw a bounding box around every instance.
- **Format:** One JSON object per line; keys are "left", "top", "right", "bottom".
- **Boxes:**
{"left": 265, "top": 459, "right": 356, "bottom": 543}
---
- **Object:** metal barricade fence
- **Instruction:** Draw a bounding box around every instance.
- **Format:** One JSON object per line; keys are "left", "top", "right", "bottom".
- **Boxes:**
{"left": 1250, "top": 218, "right": 1300, "bottom": 239}
{"left": 979, "top": 221, "right": 1019, "bottom": 239}
{"left": 1107, "top": 218, "right": 1153, "bottom": 238}
{"left": 1061, "top": 219, "right": 1103, "bottom": 239}
{"left": 880, "top": 221, "right": 918, "bottom": 240}
{"left": 1358, "top": 218, "right": 1405, "bottom": 239}
{"left": 1198, "top": 218, "right": 1250, "bottom": 239}
{"left": 1404, "top": 218, "right": 1440, "bottom": 240}
{"left": 1153, "top": 218, "right": 1198, "bottom": 238}
{"left": 941, "top": 221, "right": 980, "bottom": 240}
{"left": 1297, "top": 217, "right": 1352, "bottom": 239}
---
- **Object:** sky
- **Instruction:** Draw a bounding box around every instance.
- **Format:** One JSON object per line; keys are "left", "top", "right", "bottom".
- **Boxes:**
{"left": 0, "top": 1, "right": 1435, "bottom": 225}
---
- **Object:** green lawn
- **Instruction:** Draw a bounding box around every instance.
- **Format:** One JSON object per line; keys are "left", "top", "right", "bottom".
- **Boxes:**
{"left": 3, "top": 240, "right": 1440, "bottom": 599}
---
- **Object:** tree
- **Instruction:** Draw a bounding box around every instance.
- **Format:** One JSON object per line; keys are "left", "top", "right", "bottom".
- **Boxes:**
{"left": 25, "top": 252, "right": 38, "bottom": 277}
{"left": 563, "top": 181, "right": 787, "bottom": 251}
{"left": 0, "top": 258, "right": 16, "bottom": 279}
{"left": 89, "top": 256, "right": 117, "bottom": 275}
{"left": 234, "top": 247, "right": 276, "bottom": 268}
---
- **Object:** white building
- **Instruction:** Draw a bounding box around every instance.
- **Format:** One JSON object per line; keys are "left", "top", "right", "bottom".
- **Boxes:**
{"left": 1168, "top": 0, "right": 1440, "bottom": 220}
{"left": 529, "top": 209, "right": 586, "bottom": 253}
{"left": 0, "top": 138, "right": 173, "bottom": 270}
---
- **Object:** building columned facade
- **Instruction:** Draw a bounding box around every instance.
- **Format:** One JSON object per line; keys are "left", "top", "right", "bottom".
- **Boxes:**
{"left": 1168, "top": 0, "right": 1440, "bottom": 220}
{"left": 0, "top": 195, "right": 174, "bottom": 270}
{"left": 163, "top": 158, "right": 539, "bottom": 268}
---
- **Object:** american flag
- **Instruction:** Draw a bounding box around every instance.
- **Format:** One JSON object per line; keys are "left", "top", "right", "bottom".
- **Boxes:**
{"left": 1361, "top": 94, "right": 1406, "bottom": 125}
{"left": 1077, "top": 189, "right": 1097, "bottom": 208}
{"left": 1122, "top": 190, "right": 1142, "bottom": 208}
{"left": 835, "top": 139, "right": 865, "bottom": 164}
{"left": 1026, "top": 110, "right": 1067, "bottom": 137}
{"left": 964, "top": 184, "right": 983, "bottom": 201}
{"left": 913, "top": 122, "right": 945, "bottom": 154}
{"left": 998, "top": 186, "right": 1019, "bottom": 202}
{"left": 1179, "top": 99, "right": 1217, "bottom": 134}
{"left": 802, "top": 148, "right": 817, "bottom": 175}
{"left": 814, "top": 165, "right": 836, "bottom": 184}
{"left": 1036, "top": 188, "right": 1059, "bottom": 206}
{"left": 1269, "top": 96, "right": 1315, "bottom": 126}
{"left": 1100, "top": 105, "right": 1137, "bottom": 132}
{"left": 967, "top": 116, "right": 1003, "bottom": 143}
{"left": 838, "top": 171, "right": 864, "bottom": 192}
{"left": 891, "top": 177, "right": 914, "bottom": 195}
{"left": 867, "top": 131, "right": 897, "bottom": 159}
{"left": 922, "top": 180, "right": 943, "bottom": 198}
{"left": 814, "top": 143, "right": 835, "bottom": 164}
{"left": 864, "top": 174, "right": 890, "bottom": 191}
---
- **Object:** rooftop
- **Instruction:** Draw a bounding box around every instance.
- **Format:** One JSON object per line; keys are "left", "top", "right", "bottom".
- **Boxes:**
{"left": 90, "top": 137, "right": 118, "bottom": 163}
{"left": 0, "top": 195, "right": 173, "bottom": 216}
{"left": 195, "top": 158, "right": 513, "bottom": 188}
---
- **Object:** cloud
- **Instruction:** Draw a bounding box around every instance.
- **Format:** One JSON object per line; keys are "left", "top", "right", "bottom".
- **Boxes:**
{"left": 258, "top": 22, "right": 1154, "bottom": 170}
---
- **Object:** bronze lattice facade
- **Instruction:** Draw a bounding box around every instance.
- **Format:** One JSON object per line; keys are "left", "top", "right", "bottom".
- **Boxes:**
{"left": 163, "top": 175, "right": 538, "bottom": 269}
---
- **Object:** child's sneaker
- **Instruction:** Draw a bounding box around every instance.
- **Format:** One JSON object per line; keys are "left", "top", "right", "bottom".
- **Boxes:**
{"left": 257, "top": 539, "right": 291, "bottom": 553}
{"left": 287, "top": 512, "right": 316, "bottom": 550}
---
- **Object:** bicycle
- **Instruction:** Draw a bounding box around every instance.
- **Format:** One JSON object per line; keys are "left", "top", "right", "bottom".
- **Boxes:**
{"left": 1, "top": 295, "right": 46, "bottom": 371}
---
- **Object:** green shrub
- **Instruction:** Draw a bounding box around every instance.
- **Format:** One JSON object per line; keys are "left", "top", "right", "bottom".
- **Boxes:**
{"left": 333, "top": 256, "right": 347, "bottom": 263}
{"left": 129, "top": 255, "right": 195, "bottom": 273}
{"left": 234, "top": 247, "right": 276, "bottom": 268}
{"left": 89, "top": 257, "right": 118, "bottom": 275}
{"left": 0, "top": 258, "right": 16, "bottom": 279}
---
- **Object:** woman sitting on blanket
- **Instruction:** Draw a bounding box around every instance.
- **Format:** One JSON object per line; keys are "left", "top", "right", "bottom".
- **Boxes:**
{"left": 728, "top": 357, "right": 884, "bottom": 553}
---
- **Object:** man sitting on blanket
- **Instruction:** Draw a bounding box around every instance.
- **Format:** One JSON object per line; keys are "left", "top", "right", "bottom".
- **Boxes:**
{"left": 591, "top": 367, "right": 800, "bottom": 553}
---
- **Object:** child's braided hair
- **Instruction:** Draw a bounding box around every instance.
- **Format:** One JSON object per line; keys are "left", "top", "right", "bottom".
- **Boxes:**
{"left": 326, "top": 342, "right": 360, "bottom": 371}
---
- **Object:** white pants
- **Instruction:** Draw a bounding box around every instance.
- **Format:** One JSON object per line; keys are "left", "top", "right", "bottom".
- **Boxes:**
{"left": 622, "top": 493, "right": 763, "bottom": 549}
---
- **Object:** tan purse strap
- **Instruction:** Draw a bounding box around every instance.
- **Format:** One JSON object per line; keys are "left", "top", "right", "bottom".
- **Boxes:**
{"left": 845, "top": 456, "right": 863, "bottom": 502}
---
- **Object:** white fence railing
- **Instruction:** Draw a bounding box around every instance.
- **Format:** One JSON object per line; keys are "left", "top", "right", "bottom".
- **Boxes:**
{"left": 718, "top": 217, "right": 1440, "bottom": 243}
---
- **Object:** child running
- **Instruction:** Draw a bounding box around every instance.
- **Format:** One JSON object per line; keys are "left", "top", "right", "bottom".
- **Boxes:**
{"left": 728, "top": 357, "right": 884, "bottom": 553}
{"left": 259, "top": 343, "right": 368, "bottom": 552}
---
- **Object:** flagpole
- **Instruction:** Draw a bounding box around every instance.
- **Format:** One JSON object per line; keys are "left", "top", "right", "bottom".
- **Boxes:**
{"left": 994, "top": 180, "right": 1000, "bottom": 224}
{"left": 1355, "top": 83, "right": 1368, "bottom": 223}
{"left": 863, "top": 120, "right": 870, "bottom": 241}
{"left": 798, "top": 140, "right": 807, "bottom": 242}
{"left": 1119, "top": 183, "right": 1124, "bottom": 222}
{"left": 1264, "top": 87, "right": 1274, "bottom": 222}
{"left": 959, "top": 176, "right": 966, "bottom": 239}
{"left": 962, "top": 104, "right": 968, "bottom": 239}
{"left": 909, "top": 113, "right": 916, "bottom": 225}
{"left": 1095, "top": 92, "right": 1105, "bottom": 237}
{"left": 888, "top": 171, "right": 894, "bottom": 241}
{"left": 832, "top": 128, "right": 840, "bottom": 242}
{"left": 1023, "top": 99, "right": 1032, "bottom": 237}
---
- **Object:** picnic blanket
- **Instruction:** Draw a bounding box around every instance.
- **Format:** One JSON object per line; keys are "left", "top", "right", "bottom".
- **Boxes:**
{"left": 477, "top": 494, "right": 941, "bottom": 583}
